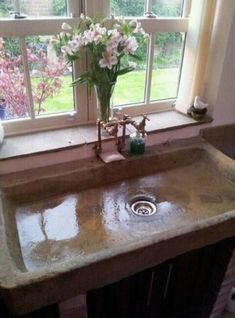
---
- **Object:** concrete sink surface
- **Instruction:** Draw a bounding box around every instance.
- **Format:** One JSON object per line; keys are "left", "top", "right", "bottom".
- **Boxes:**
{"left": 0, "top": 137, "right": 235, "bottom": 315}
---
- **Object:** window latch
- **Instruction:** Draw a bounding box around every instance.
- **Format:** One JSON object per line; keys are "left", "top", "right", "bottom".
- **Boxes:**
{"left": 10, "top": 11, "right": 27, "bottom": 19}
{"left": 144, "top": 11, "right": 157, "bottom": 18}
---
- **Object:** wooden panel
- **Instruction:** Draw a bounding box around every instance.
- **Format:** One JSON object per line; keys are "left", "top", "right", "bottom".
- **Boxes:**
{"left": 87, "top": 238, "right": 235, "bottom": 318}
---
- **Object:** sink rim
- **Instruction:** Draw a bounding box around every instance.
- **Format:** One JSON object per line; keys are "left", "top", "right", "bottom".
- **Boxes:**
{"left": 0, "top": 137, "right": 235, "bottom": 315}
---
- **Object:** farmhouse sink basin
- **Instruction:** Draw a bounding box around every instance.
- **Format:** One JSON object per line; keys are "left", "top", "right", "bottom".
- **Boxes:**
{"left": 0, "top": 137, "right": 235, "bottom": 315}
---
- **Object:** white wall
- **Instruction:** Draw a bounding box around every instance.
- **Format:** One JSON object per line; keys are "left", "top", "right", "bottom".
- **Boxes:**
{"left": 204, "top": 1, "right": 235, "bottom": 126}
{"left": 212, "top": 9, "right": 235, "bottom": 125}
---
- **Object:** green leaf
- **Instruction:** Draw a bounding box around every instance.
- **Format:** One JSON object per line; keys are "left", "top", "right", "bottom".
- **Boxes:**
{"left": 129, "top": 53, "right": 142, "bottom": 61}
{"left": 116, "top": 66, "right": 135, "bottom": 76}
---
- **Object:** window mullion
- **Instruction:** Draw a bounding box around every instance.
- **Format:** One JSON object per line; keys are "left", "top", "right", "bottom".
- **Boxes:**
{"left": 145, "top": 0, "right": 153, "bottom": 13}
{"left": 67, "top": 0, "right": 81, "bottom": 17}
{"left": 19, "top": 37, "right": 35, "bottom": 119}
{"left": 15, "top": 0, "right": 20, "bottom": 12}
{"left": 183, "top": 0, "right": 192, "bottom": 17}
{"left": 145, "top": 33, "right": 155, "bottom": 105}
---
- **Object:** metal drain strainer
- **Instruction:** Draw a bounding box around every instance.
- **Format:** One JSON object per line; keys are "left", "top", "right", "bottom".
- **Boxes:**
{"left": 129, "top": 195, "right": 157, "bottom": 217}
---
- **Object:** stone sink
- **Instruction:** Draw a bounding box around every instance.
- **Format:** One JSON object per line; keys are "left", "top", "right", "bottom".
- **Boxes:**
{"left": 0, "top": 137, "right": 235, "bottom": 315}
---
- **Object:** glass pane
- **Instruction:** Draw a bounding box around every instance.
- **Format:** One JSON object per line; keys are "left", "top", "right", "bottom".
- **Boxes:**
{"left": 0, "top": 1, "right": 14, "bottom": 18}
{"left": 20, "top": 0, "right": 67, "bottom": 17}
{"left": 150, "top": 32, "right": 184, "bottom": 101}
{"left": 0, "top": 37, "right": 29, "bottom": 120}
{"left": 111, "top": 0, "right": 145, "bottom": 17}
{"left": 26, "top": 36, "right": 74, "bottom": 117}
{"left": 152, "top": 0, "right": 184, "bottom": 17}
{"left": 113, "top": 42, "right": 148, "bottom": 106}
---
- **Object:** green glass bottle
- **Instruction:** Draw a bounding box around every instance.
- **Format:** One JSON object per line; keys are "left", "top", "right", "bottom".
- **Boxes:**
{"left": 129, "top": 131, "right": 146, "bottom": 155}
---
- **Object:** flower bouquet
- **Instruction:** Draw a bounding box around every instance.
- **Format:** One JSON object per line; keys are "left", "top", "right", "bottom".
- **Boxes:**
{"left": 54, "top": 15, "right": 147, "bottom": 122}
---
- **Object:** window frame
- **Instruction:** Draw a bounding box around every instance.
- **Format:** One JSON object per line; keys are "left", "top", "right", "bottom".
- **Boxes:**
{"left": 110, "top": 17, "right": 189, "bottom": 118}
{"left": 0, "top": 1, "right": 89, "bottom": 136}
{"left": 1, "top": 0, "right": 208, "bottom": 136}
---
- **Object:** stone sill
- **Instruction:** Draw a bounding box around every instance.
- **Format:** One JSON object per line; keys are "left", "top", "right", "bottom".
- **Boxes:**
{"left": 0, "top": 111, "right": 212, "bottom": 161}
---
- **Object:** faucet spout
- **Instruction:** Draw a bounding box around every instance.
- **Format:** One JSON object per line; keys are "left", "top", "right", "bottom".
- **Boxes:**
{"left": 131, "top": 114, "right": 150, "bottom": 136}
{"left": 94, "top": 113, "right": 150, "bottom": 157}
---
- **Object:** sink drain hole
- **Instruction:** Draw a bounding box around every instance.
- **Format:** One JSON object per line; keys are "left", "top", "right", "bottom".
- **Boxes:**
{"left": 129, "top": 196, "right": 157, "bottom": 216}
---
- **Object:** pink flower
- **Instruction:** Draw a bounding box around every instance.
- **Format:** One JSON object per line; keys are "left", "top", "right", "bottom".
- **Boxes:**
{"left": 61, "top": 45, "right": 73, "bottom": 55}
{"left": 68, "top": 35, "right": 84, "bottom": 52}
{"left": 123, "top": 37, "right": 138, "bottom": 54}
{"left": 99, "top": 52, "right": 117, "bottom": 70}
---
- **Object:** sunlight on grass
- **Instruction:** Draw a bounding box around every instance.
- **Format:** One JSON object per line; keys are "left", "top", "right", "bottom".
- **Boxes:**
{"left": 113, "top": 71, "right": 146, "bottom": 105}
{"left": 35, "top": 68, "right": 179, "bottom": 114}
{"left": 151, "top": 68, "right": 179, "bottom": 101}
{"left": 35, "top": 76, "right": 74, "bottom": 116}
{"left": 113, "top": 68, "right": 179, "bottom": 106}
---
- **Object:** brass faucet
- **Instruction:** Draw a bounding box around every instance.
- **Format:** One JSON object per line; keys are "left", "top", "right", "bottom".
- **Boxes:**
{"left": 94, "top": 119, "right": 120, "bottom": 156}
{"left": 94, "top": 114, "right": 150, "bottom": 156}
{"left": 130, "top": 114, "right": 150, "bottom": 137}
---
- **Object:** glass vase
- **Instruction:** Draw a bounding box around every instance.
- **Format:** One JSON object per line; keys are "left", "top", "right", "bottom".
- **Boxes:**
{"left": 95, "top": 81, "right": 116, "bottom": 123}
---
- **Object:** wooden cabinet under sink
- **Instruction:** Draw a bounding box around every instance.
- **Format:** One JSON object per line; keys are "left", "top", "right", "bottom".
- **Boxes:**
{"left": 87, "top": 237, "right": 235, "bottom": 318}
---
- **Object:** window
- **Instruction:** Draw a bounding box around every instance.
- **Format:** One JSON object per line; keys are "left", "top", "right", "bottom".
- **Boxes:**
{"left": 1, "top": 0, "right": 209, "bottom": 135}
{"left": 0, "top": 0, "right": 85, "bottom": 135}
{"left": 109, "top": 0, "right": 190, "bottom": 115}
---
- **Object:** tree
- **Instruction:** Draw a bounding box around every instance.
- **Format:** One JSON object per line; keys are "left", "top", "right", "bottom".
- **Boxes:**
{"left": 111, "top": 0, "right": 183, "bottom": 69}
{"left": 0, "top": 0, "right": 13, "bottom": 17}
{"left": 111, "top": 0, "right": 145, "bottom": 17}
{"left": 0, "top": 37, "right": 66, "bottom": 119}
{"left": 52, "top": 0, "right": 66, "bottom": 16}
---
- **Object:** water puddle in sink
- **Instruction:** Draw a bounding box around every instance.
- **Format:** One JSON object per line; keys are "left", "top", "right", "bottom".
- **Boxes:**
{"left": 8, "top": 159, "right": 235, "bottom": 272}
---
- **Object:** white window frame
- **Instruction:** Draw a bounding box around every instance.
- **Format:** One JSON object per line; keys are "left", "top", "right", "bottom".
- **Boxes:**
{"left": 0, "top": 0, "right": 90, "bottom": 136}
{"left": 1, "top": 0, "right": 209, "bottom": 135}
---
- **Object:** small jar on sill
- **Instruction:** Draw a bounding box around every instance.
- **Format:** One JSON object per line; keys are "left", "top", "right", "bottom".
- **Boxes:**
{"left": 129, "top": 131, "right": 146, "bottom": 155}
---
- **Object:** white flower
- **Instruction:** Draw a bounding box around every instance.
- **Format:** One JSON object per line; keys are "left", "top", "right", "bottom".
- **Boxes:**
{"left": 111, "top": 29, "right": 122, "bottom": 42}
{"left": 106, "top": 30, "right": 122, "bottom": 54}
{"left": 83, "top": 29, "right": 94, "bottom": 45}
{"left": 123, "top": 37, "right": 138, "bottom": 54}
{"left": 61, "top": 22, "right": 72, "bottom": 31}
{"left": 93, "top": 24, "right": 107, "bottom": 44}
{"left": 68, "top": 35, "right": 84, "bottom": 52}
{"left": 80, "top": 13, "right": 85, "bottom": 19}
{"left": 93, "top": 23, "right": 106, "bottom": 36}
{"left": 99, "top": 52, "right": 118, "bottom": 70}
{"left": 106, "top": 40, "right": 118, "bottom": 54}
{"left": 50, "top": 35, "right": 59, "bottom": 45}
{"left": 144, "top": 33, "right": 150, "bottom": 40}
{"left": 133, "top": 22, "right": 145, "bottom": 35}
{"left": 61, "top": 46, "right": 73, "bottom": 55}
{"left": 129, "top": 19, "right": 137, "bottom": 27}
{"left": 60, "top": 31, "right": 71, "bottom": 37}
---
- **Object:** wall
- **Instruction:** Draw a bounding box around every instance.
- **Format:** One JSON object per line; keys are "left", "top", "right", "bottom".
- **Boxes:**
{"left": 212, "top": 9, "right": 235, "bottom": 125}
{"left": 204, "top": 0, "right": 235, "bottom": 126}
{"left": 143, "top": 0, "right": 235, "bottom": 146}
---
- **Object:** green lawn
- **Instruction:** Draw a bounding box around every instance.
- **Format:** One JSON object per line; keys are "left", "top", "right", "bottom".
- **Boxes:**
{"left": 114, "top": 68, "right": 179, "bottom": 105}
{"left": 37, "top": 68, "right": 179, "bottom": 115}
{"left": 36, "top": 75, "right": 74, "bottom": 115}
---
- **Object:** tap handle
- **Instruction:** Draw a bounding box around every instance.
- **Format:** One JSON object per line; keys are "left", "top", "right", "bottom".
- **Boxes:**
{"left": 141, "top": 114, "right": 150, "bottom": 122}
{"left": 136, "top": 114, "right": 150, "bottom": 135}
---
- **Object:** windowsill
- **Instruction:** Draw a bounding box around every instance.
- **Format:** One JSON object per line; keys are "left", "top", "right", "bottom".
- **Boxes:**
{"left": 0, "top": 111, "right": 212, "bottom": 161}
